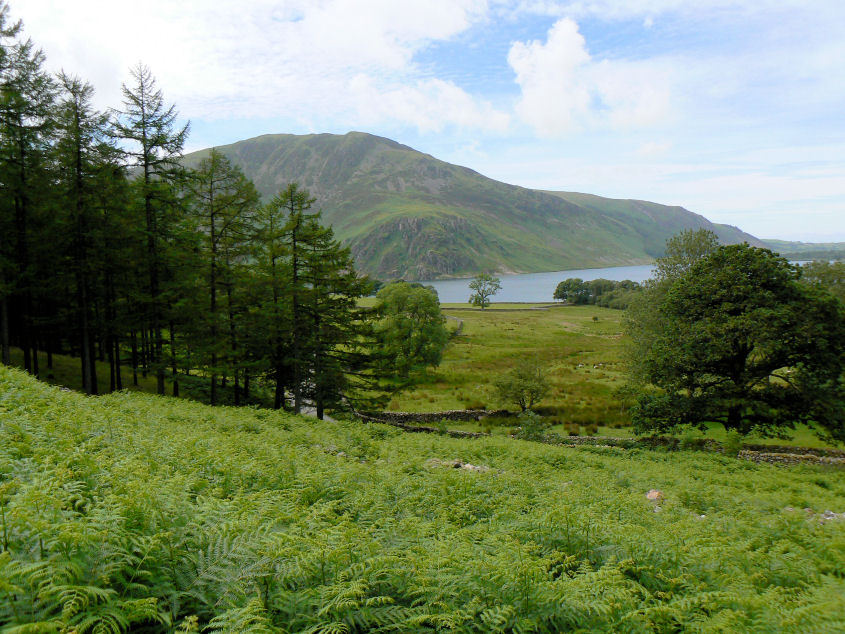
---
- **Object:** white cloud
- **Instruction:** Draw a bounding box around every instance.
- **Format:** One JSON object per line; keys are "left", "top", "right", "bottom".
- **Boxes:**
{"left": 348, "top": 75, "right": 510, "bottom": 132}
{"left": 13, "top": 0, "right": 500, "bottom": 132}
{"left": 507, "top": 18, "right": 671, "bottom": 136}
{"left": 636, "top": 141, "right": 671, "bottom": 157}
{"left": 506, "top": 0, "right": 827, "bottom": 21}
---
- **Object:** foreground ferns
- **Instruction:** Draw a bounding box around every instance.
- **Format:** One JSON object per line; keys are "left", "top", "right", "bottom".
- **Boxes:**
{"left": 1, "top": 366, "right": 844, "bottom": 632}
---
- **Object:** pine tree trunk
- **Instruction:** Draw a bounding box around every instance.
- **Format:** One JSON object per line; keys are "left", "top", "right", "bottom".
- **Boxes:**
{"left": 291, "top": 224, "right": 302, "bottom": 414}
{"left": 209, "top": 202, "right": 218, "bottom": 405}
{"left": 225, "top": 279, "right": 239, "bottom": 405}
{"left": 274, "top": 372, "right": 283, "bottom": 410}
{"left": 13, "top": 140, "right": 33, "bottom": 374}
{"left": 88, "top": 324, "right": 98, "bottom": 395}
{"left": 0, "top": 283, "right": 9, "bottom": 365}
{"left": 170, "top": 321, "right": 178, "bottom": 397}
{"left": 114, "top": 336, "right": 122, "bottom": 390}
{"left": 141, "top": 327, "right": 149, "bottom": 378}
{"left": 108, "top": 334, "right": 116, "bottom": 392}
{"left": 32, "top": 324, "right": 39, "bottom": 376}
{"left": 130, "top": 329, "right": 139, "bottom": 386}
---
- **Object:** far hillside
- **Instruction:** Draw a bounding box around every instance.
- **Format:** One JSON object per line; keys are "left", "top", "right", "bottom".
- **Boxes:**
{"left": 184, "top": 132, "right": 762, "bottom": 279}
{"left": 763, "top": 239, "right": 845, "bottom": 261}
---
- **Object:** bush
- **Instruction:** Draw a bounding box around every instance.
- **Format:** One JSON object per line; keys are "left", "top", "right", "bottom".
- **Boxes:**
{"left": 512, "top": 409, "right": 550, "bottom": 441}
{"left": 723, "top": 430, "right": 744, "bottom": 457}
{"left": 494, "top": 361, "right": 549, "bottom": 411}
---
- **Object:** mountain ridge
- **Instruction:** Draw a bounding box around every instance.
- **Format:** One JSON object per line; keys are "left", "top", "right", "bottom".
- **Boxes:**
{"left": 184, "top": 131, "right": 763, "bottom": 280}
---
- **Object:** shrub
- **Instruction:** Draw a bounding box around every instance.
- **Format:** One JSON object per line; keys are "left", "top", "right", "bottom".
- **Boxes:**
{"left": 512, "top": 409, "right": 550, "bottom": 441}
{"left": 494, "top": 360, "right": 550, "bottom": 411}
{"left": 723, "top": 430, "right": 743, "bottom": 457}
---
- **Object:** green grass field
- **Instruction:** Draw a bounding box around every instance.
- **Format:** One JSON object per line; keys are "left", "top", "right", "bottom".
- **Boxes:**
{"left": 390, "top": 304, "right": 633, "bottom": 426}
{"left": 390, "top": 303, "right": 841, "bottom": 449}
{"left": 9, "top": 299, "right": 840, "bottom": 449}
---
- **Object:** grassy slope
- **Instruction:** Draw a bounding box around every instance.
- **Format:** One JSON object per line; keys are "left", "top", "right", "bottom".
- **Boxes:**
{"left": 389, "top": 304, "right": 626, "bottom": 426}
{"left": 1, "top": 366, "right": 844, "bottom": 632}
{"left": 763, "top": 239, "right": 845, "bottom": 260}
{"left": 392, "top": 304, "right": 840, "bottom": 448}
{"left": 184, "top": 132, "right": 762, "bottom": 279}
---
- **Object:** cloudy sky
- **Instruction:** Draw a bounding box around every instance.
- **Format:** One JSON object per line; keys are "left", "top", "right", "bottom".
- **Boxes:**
{"left": 13, "top": 0, "right": 845, "bottom": 241}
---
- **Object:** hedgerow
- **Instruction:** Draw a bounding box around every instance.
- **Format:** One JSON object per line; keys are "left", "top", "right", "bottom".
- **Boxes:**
{"left": 1, "top": 366, "right": 843, "bottom": 632}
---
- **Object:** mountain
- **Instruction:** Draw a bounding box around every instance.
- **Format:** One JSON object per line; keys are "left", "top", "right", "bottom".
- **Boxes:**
{"left": 184, "top": 132, "right": 762, "bottom": 280}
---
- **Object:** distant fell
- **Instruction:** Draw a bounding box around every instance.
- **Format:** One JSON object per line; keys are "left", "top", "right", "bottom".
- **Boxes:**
{"left": 185, "top": 132, "right": 761, "bottom": 280}
{"left": 762, "top": 239, "right": 845, "bottom": 261}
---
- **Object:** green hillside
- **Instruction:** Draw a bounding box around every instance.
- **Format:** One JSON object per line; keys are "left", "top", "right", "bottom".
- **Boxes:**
{"left": 763, "top": 239, "right": 845, "bottom": 260}
{"left": 2, "top": 366, "right": 844, "bottom": 631}
{"left": 185, "top": 132, "right": 760, "bottom": 280}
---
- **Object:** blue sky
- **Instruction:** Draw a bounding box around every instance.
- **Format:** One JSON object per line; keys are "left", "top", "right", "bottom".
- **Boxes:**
{"left": 15, "top": 0, "right": 845, "bottom": 241}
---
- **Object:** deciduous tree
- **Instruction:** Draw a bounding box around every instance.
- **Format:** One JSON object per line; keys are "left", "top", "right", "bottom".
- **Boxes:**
{"left": 373, "top": 281, "right": 448, "bottom": 379}
{"left": 494, "top": 360, "right": 549, "bottom": 411}
{"left": 626, "top": 244, "right": 845, "bottom": 441}
{"left": 469, "top": 272, "right": 501, "bottom": 309}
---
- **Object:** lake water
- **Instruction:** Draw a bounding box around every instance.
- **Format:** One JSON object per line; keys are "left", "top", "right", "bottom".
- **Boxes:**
{"left": 423, "top": 264, "right": 656, "bottom": 304}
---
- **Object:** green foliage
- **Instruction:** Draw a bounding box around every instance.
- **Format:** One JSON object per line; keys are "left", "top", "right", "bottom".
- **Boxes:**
{"left": 512, "top": 409, "right": 551, "bottom": 441}
{"left": 373, "top": 281, "right": 448, "bottom": 378}
{"left": 653, "top": 228, "right": 720, "bottom": 283}
{"left": 468, "top": 273, "right": 501, "bottom": 309}
{"left": 2, "top": 366, "right": 845, "bottom": 632}
{"left": 554, "top": 278, "right": 641, "bottom": 309}
{"left": 553, "top": 278, "right": 589, "bottom": 304}
{"left": 723, "top": 430, "right": 743, "bottom": 458}
{"left": 627, "top": 243, "right": 845, "bottom": 441}
{"left": 800, "top": 260, "right": 844, "bottom": 305}
{"left": 494, "top": 360, "right": 550, "bottom": 411}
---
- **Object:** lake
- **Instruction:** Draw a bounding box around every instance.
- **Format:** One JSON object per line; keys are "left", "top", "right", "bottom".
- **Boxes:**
{"left": 423, "top": 264, "right": 656, "bottom": 304}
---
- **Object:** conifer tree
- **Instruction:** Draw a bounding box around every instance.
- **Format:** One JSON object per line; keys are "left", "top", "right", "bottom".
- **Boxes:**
{"left": 299, "top": 214, "right": 374, "bottom": 419}
{"left": 0, "top": 2, "right": 19, "bottom": 366}
{"left": 183, "top": 149, "right": 259, "bottom": 404}
{"left": 251, "top": 189, "right": 294, "bottom": 409}
{"left": 52, "top": 72, "right": 122, "bottom": 394}
{"left": 112, "top": 63, "right": 189, "bottom": 394}
{"left": 0, "top": 18, "right": 56, "bottom": 373}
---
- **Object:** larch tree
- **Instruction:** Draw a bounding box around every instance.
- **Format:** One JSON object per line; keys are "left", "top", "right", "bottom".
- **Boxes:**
{"left": 183, "top": 149, "right": 259, "bottom": 405}
{"left": 0, "top": 23, "right": 56, "bottom": 373}
{"left": 111, "top": 63, "right": 189, "bottom": 394}
{"left": 0, "top": 0, "right": 20, "bottom": 366}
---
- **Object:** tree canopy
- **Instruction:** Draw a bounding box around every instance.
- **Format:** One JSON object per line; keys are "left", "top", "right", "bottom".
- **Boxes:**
{"left": 494, "top": 360, "right": 549, "bottom": 411}
{"left": 626, "top": 243, "right": 845, "bottom": 441}
{"left": 373, "top": 281, "right": 448, "bottom": 379}
{"left": 468, "top": 272, "right": 501, "bottom": 309}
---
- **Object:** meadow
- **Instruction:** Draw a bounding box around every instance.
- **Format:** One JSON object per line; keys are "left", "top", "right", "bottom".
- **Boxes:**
{"left": 1, "top": 366, "right": 844, "bottom": 632}
{"left": 9, "top": 301, "right": 838, "bottom": 449}
{"left": 384, "top": 303, "right": 837, "bottom": 449}
{"left": 388, "top": 303, "right": 625, "bottom": 425}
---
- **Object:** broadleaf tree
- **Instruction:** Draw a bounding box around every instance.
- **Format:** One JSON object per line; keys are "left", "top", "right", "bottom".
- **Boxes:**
{"left": 373, "top": 281, "right": 448, "bottom": 380}
{"left": 626, "top": 243, "right": 845, "bottom": 441}
{"left": 468, "top": 272, "right": 501, "bottom": 309}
